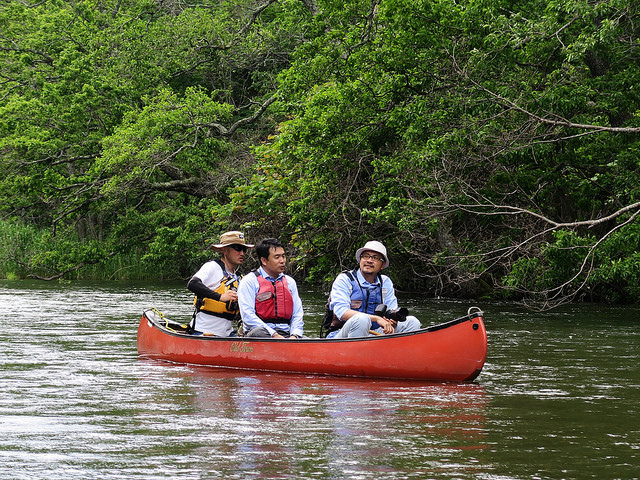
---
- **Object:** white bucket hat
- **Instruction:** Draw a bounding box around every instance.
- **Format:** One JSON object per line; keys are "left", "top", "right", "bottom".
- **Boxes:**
{"left": 355, "top": 240, "right": 389, "bottom": 269}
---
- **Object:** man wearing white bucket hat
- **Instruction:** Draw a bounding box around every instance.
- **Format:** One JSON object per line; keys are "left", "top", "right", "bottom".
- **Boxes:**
{"left": 324, "top": 240, "right": 421, "bottom": 338}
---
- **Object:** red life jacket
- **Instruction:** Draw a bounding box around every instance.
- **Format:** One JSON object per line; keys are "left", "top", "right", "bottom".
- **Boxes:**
{"left": 254, "top": 270, "right": 294, "bottom": 324}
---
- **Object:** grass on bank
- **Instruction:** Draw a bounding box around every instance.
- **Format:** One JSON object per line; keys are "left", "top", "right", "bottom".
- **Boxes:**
{"left": 0, "top": 219, "right": 167, "bottom": 281}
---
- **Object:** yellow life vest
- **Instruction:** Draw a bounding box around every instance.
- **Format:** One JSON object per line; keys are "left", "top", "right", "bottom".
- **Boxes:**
{"left": 194, "top": 275, "right": 240, "bottom": 320}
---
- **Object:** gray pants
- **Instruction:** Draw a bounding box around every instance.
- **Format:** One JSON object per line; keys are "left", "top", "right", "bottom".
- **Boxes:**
{"left": 329, "top": 313, "right": 421, "bottom": 338}
{"left": 245, "top": 326, "right": 290, "bottom": 338}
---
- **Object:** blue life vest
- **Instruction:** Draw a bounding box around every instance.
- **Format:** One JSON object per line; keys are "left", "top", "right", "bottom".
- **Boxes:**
{"left": 345, "top": 269, "right": 384, "bottom": 315}
{"left": 320, "top": 269, "right": 386, "bottom": 336}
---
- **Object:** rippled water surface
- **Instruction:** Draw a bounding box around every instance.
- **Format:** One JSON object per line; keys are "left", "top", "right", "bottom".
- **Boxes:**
{"left": 1, "top": 280, "right": 638, "bottom": 479}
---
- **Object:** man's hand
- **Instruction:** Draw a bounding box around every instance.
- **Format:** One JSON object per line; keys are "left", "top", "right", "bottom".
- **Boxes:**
{"left": 371, "top": 315, "right": 396, "bottom": 334}
{"left": 219, "top": 290, "right": 238, "bottom": 302}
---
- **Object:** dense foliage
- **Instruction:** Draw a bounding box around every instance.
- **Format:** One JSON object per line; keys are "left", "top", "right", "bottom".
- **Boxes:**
{"left": 1, "top": 0, "right": 639, "bottom": 308}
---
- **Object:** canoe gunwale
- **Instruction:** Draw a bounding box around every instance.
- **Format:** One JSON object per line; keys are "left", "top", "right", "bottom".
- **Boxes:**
{"left": 141, "top": 308, "right": 483, "bottom": 343}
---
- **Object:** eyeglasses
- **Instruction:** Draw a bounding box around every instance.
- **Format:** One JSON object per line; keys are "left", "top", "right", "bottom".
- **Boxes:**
{"left": 228, "top": 244, "right": 247, "bottom": 253}
{"left": 361, "top": 253, "right": 383, "bottom": 262}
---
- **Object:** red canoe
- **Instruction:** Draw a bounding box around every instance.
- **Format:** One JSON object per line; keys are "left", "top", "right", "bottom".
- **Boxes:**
{"left": 137, "top": 308, "right": 487, "bottom": 382}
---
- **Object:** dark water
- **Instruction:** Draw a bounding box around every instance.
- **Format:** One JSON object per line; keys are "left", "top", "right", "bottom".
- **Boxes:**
{"left": 0, "top": 280, "right": 638, "bottom": 480}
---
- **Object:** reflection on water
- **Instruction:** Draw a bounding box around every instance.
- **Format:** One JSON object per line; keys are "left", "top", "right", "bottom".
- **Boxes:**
{"left": 0, "top": 280, "right": 639, "bottom": 479}
{"left": 142, "top": 366, "right": 489, "bottom": 479}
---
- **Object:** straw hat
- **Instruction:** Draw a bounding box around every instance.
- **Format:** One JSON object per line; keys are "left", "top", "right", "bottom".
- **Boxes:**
{"left": 211, "top": 231, "right": 254, "bottom": 249}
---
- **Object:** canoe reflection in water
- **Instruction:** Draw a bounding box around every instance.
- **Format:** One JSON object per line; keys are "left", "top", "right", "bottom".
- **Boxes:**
{"left": 135, "top": 363, "right": 490, "bottom": 479}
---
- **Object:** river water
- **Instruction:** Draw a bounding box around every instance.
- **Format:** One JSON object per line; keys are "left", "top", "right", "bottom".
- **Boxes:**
{"left": 0, "top": 280, "right": 638, "bottom": 480}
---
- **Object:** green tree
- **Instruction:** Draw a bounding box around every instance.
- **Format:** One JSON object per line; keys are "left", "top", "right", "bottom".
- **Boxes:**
{"left": 242, "top": 0, "right": 640, "bottom": 306}
{"left": 2, "top": 0, "right": 640, "bottom": 309}
{"left": 0, "top": 0, "right": 312, "bottom": 278}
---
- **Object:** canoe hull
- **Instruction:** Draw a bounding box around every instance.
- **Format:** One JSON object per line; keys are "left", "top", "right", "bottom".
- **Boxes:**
{"left": 137, "top": 309, "right": 487, "bottom": 382}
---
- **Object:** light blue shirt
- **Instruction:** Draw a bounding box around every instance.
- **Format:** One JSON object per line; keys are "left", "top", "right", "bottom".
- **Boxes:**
{"left": 329, "top": 269, "right": 398, "bottom": 320}
{"left": 237, "top": 267, "right": 304, "bottom": 337}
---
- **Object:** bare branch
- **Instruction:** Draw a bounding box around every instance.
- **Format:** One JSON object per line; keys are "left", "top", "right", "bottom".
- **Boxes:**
{"left": 455, "top": 200, "right": 640, "bottom": 229}
{"left": 0, "top": 35, "right": 54, "bottom": 64}
{"left": 193, "top": 0, "right": 279, "bottom": 51}
{"left": 22, "top": 251, "right": 118, "bottom": 281}
{"left": 237, "top": 0, "right": 279, "bottom": 39}
{"left": 544, "top": 209, "right": 640, "bottom": 303}
{"left": 453, "top": 57, "right": 640, "bottom": 134}
{"left": 299, "top": 0, "right": 318, "bottom": 15}
{"left": 206, "top": 95, "right": 276, "bottom": 136}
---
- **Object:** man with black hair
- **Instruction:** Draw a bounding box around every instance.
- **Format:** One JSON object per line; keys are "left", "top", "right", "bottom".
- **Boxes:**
{"left": 187, "top": 231, "right": 253, "bottom": 336}
{"left": 237, "top": 238, "right": 304, "bottom": 338}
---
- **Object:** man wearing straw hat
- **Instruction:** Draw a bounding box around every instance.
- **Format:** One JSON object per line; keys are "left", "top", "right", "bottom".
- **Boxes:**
{"left": 187, "top": 231, "right": 254, "bottom": 336}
